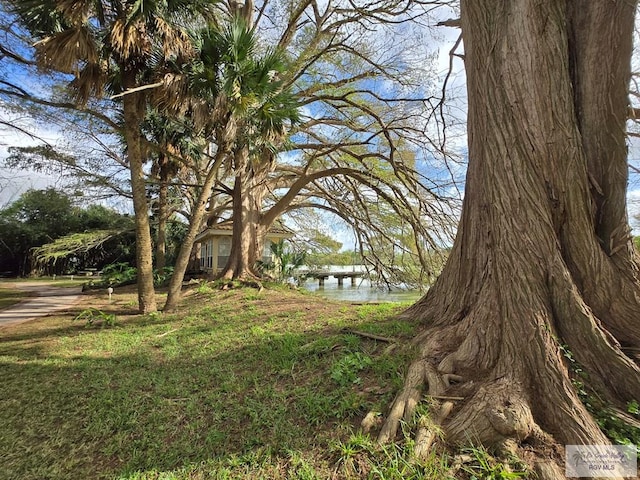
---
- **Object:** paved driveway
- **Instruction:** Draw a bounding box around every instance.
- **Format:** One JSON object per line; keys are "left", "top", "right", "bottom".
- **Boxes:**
{"left": 0, "top": 282, "right": 84, "bottom": 328}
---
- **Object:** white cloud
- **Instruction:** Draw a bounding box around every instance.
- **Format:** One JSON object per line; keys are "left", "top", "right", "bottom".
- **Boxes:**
{"left": 0, "top": 107, "right": 66, "bottom": 205}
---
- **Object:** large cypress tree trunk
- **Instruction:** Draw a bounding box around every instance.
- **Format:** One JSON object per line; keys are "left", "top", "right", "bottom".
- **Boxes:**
{"left": 218, "top": 147, "right": 267, "bottom": 281}
{"left": 218, "top": 172, "right": 261, "bottom": 280}
{"left": 121, "top": 84, "right": 157, "bottom": 314}
{"left": 377, "top": 2, "right": 640, "bottom": 477}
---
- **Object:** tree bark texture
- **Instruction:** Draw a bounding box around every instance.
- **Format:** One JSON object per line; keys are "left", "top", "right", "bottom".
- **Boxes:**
{"left": 378, "top": 2, "right": 640, "bottom": 477}
{"left": 121, "top": 82, "right": 157, "bottom": 314}
{"left": 163, "top": 148, "right": 225, "bottom": 311}
{"left": 218, "top": 147, "right": 269, "bottom": 281}
{"left": 155, "top": 171, "right": 169, "bottom": 273}
{"left": 218, "top": 173, "right": 263, "bottom": 280}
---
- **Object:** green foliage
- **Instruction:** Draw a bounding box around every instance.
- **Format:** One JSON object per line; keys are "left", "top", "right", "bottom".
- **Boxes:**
{"left": 101, "top": 263, "right": 138, "bottom": 286}
{"left": 195, "top": 281, "right": 214, "bottom": 294}
{"left": 0, "top": 188, "right": 135, "bottom": 276}
{"left": 100, "top": 263, "right": 173, "bottom": 287}
{"left": 331, "top": 431, "right": 452, "bottom": 479}
{"left": 31, "top": 229, "right": 132, "bottom": 273}
{"left": 306, "top": 249, "right": 361, "bottom": 268}
{"left": 262, "top": 240, "right": 306, "bottom": 281}
{"left": 330, "top": 352, "right": 373, "bottom": 386}
{"left": 561, "top": 342, "right": 640, "bottom": 449}
{"left": 190, "top": 18, "right": 300, "bottom": 144}
{"left": 163, "top": 220, "right": 189, "bottom": 266}
{"left": 296, "top": 228, "right": 344, "bottom": 256}
{"left": 153, "top": 266, "right": 174, "bottom": 287}
{"left": 0, "top": 286, "right": 433, "bottom": 479}
{"left": 77, "top": 205, "right": 130, "bottom": 230}
{"left": 73, "top": 308, "right": 117, "bottom": 328}
{"left": 0, "top": 188, "right": 77, "bottom": 275}
{"left": 590, "top": 401, "right": 640, "bottom": 449}
{"left": 1, "top": 188, "right": 75, "bottom": 240}
{"left": 461, "top": 445, "right": 528, "bottom": 480}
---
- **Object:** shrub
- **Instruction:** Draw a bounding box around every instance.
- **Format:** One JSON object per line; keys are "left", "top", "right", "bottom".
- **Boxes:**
{"left": 101, "top": 262, "right": 137, "bottom": 286}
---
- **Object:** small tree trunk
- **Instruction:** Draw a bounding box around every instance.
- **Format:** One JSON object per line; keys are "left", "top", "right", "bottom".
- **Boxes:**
{"left": 121, "top": 84, "right": 157, "bottom": 314}
{"left": 155, "top": 176, "right": 168, "bottom": 272}
{"left": 163, "top": 149, "right": 225, "bottom": 311}
{"left": 377, "top": 1, "right": 640, "bottom": 475}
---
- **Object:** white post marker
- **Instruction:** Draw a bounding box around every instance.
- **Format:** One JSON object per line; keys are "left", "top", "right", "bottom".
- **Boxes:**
{"left": 107, "top": 286, "right": 114, "bottom": 302}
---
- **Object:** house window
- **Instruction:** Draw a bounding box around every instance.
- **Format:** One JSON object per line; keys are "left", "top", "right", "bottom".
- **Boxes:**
{"left": 200, "top": 240, "right": 213, "bottom": 269}
{"left": 218, "top": 236, "right": 231, "bottom": 270}
{"left": 262, "top": 240, "right": 272, "bottom": 264}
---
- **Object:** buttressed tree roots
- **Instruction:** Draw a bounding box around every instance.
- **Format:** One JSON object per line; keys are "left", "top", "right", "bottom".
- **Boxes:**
{"left": 372, "top": 2, "right": 640, "bottom": 479}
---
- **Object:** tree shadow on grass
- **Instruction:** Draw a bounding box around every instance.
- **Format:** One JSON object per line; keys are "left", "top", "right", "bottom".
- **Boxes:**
{"left": 0, "top": 315, "right": 413, "bottom": 480}
{"left": 0, "top": 309, "right": 183, "bottom": 356}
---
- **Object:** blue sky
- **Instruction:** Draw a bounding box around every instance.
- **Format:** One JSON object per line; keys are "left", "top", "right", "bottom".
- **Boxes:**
{"left": 1, "top": 3, "right": 639, "bottom": 239}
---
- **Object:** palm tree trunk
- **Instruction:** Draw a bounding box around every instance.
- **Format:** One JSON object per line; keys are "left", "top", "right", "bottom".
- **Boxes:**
{"left": 122, "top": 85, "right": 157, "bottom": 314}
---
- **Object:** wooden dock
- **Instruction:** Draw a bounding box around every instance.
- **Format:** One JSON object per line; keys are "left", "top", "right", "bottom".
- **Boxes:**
{"left": 301, "top": 270, "right": 364, "bottom": 286}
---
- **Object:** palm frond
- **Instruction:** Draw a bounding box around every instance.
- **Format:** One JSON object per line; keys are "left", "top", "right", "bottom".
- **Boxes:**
{"left": 153, "top": 72, "right": 191, "bottom": 114}
{"left": 153, "top": 16, "right": 194, "bottom": 60}
{"left": 34, "top": 26, "right": 98, "bottom": 72}
{"left": 56, "top": 0, "right": 92, "bottom": 25}
{"left": 109, "top": 17, "right": 150, "bottom": 59}
{"left": 70, "top": 61, "right": 108, "bottom": 104}
{"left": 8, "top": 0, "right": 66, "bottom": 36}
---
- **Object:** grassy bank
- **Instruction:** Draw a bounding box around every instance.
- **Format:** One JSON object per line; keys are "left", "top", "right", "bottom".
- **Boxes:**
{"left": 0, "top": 282, "right": 449, "bottom": 479}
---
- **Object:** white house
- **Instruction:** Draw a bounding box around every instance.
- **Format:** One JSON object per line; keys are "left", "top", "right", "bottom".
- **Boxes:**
{"left": 194, "top": 220, "right": 293, "bottom": 274}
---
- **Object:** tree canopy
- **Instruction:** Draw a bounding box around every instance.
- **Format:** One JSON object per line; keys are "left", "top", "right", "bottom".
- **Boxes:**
{"left": 0, "top": 188, "right": 134, "bottom": 275}
{"left": 1, "top": 0, "right": 459, "bottom": 310}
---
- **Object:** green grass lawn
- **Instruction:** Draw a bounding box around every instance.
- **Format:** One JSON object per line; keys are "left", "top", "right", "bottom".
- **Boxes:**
{"left": 0, "top": 283, "right": 452, "bottom": 480}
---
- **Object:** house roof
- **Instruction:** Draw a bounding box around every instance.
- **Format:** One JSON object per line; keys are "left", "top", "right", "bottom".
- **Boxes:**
{"left": 195, "top": 220, "right": 294, "bottom": 243}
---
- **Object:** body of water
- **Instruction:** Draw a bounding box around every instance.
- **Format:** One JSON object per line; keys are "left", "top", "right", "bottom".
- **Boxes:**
{"left": 295, "top": 266, "right": 423, "bottom": 303}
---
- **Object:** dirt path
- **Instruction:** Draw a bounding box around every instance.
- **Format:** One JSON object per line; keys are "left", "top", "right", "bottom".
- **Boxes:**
{"left": 0, "top": 282, "right": 84, "bottom": 329}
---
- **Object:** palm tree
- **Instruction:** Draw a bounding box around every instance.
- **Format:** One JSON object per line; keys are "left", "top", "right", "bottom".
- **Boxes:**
{"left": 142, "top": 110, "right": 204, "bottom": 272}
{"left": 210, "top": 20, "right": 301, "bottom": 281}
{"left": 9, "top": 0, "right": 218, "bottom": 313}
{"left": 161, "top": 18, "right": 300, "bottom": 310}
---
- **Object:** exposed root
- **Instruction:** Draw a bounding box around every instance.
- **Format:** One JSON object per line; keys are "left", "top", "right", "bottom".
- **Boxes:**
{"left": 445, "top": 454, "right": 474, "bottom": 478}
{"left": 375, "top": 258, "right": 638, "bottom": 477}
{"left": 550, "top": 262, "right": 640, "bottom": 402}
{"left": 413, "top": 398, "right": 454, "bottom": 460}
{"left": 345, "top": 330, "right": 397, "bottom": 343}
{"left": 445, "top": 379, "right": 535, "bottom": 447}
{"left": 533, "top": 460, "right": 568, "bottom": 480}
{"left": 377, "top": 360, "right": 425, "bottom": 444}
{"left": 376, "top": 355, "right": 464, "bottom": 461}
{"left": 361, "top": 411, "right": 383, "bottom": 433}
